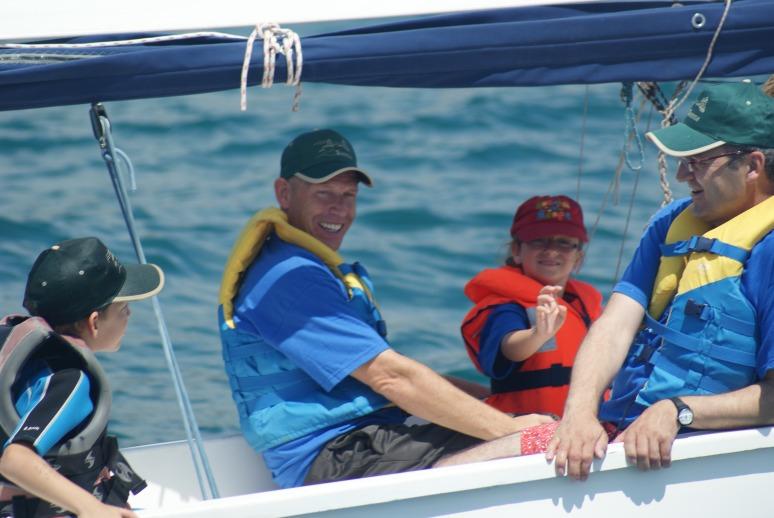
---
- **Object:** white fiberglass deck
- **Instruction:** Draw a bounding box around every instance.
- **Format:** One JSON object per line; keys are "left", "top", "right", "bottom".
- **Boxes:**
{"left": 127, "top": 426, "right": 774, "bottom": 517}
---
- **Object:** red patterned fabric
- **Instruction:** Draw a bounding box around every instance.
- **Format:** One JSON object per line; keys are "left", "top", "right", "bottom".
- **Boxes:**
{"left": 519, "top": 421, "right": 619, "bottom": 456}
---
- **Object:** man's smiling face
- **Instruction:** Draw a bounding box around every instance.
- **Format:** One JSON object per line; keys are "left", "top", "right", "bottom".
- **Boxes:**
{"left": 276, "top": 172, "right": 360, "bottom": 251}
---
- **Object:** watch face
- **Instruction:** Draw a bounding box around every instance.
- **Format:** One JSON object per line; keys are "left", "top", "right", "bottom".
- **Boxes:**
{"left": 678, "top": 408, "right": 693, "bottom": 426}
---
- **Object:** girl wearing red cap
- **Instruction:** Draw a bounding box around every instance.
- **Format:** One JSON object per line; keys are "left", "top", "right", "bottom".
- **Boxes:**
{"left": 461, "top": 195, "right": 603, "bottom": 417}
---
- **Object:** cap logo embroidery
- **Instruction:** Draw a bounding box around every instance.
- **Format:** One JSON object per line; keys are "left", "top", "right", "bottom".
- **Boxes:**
{"left": 315, "top": 139, "right": 351, "bottom": 158}
{"left": 686, "top": 96, "right": 709, "bottom": 122}
{"left": 535, "top": 199, "right": 573, "bottom": 222}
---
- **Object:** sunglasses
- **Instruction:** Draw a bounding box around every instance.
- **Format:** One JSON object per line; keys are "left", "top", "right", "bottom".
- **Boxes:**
{"left": 523, "top": 238, "right": 581, "bottom": 252}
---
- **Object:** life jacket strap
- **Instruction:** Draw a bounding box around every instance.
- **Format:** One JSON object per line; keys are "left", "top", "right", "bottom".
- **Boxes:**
{"left": 643, "top": 313, "right": 756, "bottom": 367}
{"left": 683, "top": 299, "right": 755, "bottom": 336}
{"left": 659, "top": 235, "right": 749, "bottom": 262}
{"left": 647, "top": 351, "right": 733, "bottom": 394}
{"left": 490, "top": 363, "right": 571, "bottom": 393}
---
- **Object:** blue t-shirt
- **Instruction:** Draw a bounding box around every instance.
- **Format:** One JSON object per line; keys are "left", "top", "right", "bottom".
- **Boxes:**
{"left": 232, "top": 235, "right": 405, "bottom": 487}
{"left": 599, "top": 198, "right": 774, "bottom": 425}
{"left": 477, "top": 303, "right": 529, "bottom": 380}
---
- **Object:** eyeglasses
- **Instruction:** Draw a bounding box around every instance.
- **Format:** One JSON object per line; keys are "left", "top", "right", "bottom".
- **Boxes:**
{"left": 678, "top": 149, "right": 751, "bottom": 173}
{"left": 523, "top": 238, "right": 581, "bottom": 252}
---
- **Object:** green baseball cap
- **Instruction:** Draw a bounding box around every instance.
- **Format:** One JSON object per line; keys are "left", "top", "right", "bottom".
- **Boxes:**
{"left": 646, "top": 79, "right": 774, "bottom": 157}
{"left": 280, "top": 129, "right": 373, "bottom": 186}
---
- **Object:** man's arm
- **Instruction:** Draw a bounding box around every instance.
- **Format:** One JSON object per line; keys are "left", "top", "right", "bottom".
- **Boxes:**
{"left": 545, "top": 293, "right": 645, "bottom": 479}
{"left": 0, "top": 443, "right": 136, "bottom": 518}
{"left": 616, "top": 370, "right": 774, "bottom": 470}
{"left": 352, "top": 349, "right": 553, "bottom": 440}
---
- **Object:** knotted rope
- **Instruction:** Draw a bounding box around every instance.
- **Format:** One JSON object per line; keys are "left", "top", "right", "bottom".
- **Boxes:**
{"left": 241, "top": 23, "right": 303, "bottom": 112}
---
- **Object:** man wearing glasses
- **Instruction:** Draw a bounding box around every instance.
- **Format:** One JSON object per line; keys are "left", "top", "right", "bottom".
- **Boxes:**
{"left": 541, "top": 79, "right": 774, "bottom": 480}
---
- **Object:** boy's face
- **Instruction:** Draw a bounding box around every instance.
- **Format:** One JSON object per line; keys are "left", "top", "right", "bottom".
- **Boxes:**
{"left": 512, "top": 235, "right": 583, "bottom": 287}
{"left": 90, "top": 301, "right": 130, "bottom": 352}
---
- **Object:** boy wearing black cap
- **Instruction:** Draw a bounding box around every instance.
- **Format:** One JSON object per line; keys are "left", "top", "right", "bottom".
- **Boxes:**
{"left": 0, "top": 237, "right": 163, "bottom": 518}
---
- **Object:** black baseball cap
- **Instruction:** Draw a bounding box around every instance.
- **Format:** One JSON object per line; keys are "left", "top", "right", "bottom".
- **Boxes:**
{"left": 23, "top": 237, "right": 164, "bottom": 326}
{"left": 280, "top": 129, "right": 373, "bottom": 186}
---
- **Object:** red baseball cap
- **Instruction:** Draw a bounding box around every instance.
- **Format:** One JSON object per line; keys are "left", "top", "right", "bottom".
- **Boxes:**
{"left": 510, "top": 195, "right": 588, "bottom": 242}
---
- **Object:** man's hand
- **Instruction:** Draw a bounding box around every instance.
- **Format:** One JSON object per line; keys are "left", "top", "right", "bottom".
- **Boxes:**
{"left": 545, "top": 412, "right": 608, "bottom": 480}
{"left": 613, "top": 399, "right": 679, "bottom": 470}
{"left": 535, "top": 286, "right": 567, "bottom": 339}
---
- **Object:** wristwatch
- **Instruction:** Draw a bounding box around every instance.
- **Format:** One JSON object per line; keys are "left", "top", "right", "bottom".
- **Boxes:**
{"left": 670, "top": 397, "right": 694, "bottom": 427}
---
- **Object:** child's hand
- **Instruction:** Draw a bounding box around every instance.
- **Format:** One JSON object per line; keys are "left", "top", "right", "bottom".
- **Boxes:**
{"left": 535, "top": 285, "right": 567, "bottom": 338}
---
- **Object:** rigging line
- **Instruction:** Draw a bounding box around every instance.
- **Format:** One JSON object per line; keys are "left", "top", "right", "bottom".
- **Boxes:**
{"left": 621, "top": 82, "right": 645, "bottom": 171}
{"left": 91, "top": 108, "right": 220, "bottom": 500}
{"left": 576, "top": 85, "right": 589, "bottom": 201}
{"left": 0, "top": 32, "right": 245, "bottom": 49}
{"left": 650, "top": 0, "right": 732, "bottom": 205}
{"left": 613, "top": 104, "right": 654, "bottom": 284}
{"left": 587, "top": 94, "right": 648, "bottom": 252}
{"left": 662, "top": 0, "right": 733, "bottom": 121}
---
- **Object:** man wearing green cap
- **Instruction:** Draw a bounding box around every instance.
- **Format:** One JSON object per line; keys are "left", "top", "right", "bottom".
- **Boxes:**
{"left": 218, "top": 129, "right": 551, "bottom": 489}
{"left": 541, "top": 79, "right": 774, "bottom": 481}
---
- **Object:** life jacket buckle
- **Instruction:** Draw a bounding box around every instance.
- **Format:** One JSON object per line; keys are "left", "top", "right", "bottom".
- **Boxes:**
{"left": 684, "top": 299, "right": 709, "bottom": 320}
{"left": 636, "top": 344, "right": 656, "bottom": 363}
{"left": 689, "top": 236, "right": 716, "bottom": 253}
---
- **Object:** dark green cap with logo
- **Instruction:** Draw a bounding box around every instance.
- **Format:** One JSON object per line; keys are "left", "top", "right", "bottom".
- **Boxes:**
{"left": 646, "top": 79, "right": 774, "bottom": 157}
{"left": 280, "top": 129, "right": 373, "bottom": 186}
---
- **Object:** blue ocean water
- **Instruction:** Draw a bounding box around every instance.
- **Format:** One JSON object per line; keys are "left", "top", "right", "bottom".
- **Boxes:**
{"left": 0, "top": 55, "right": 688, "bottom": 446}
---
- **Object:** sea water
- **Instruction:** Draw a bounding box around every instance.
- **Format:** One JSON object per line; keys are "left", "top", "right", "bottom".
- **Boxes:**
{"left": 0, "top": 50, "right": 689, "bottom": 446}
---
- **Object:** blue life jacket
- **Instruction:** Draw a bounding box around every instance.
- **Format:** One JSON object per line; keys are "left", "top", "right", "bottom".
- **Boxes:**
{"left": 218, "top": 208, "right": 390, "bottom": 451}
{"left": 628, "top": 198, "right": 774, "bottom": 410}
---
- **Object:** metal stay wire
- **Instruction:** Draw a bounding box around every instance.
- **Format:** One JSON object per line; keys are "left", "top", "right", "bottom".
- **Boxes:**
{"left": 89, "top": 103, "right": 220, "bottom": 500}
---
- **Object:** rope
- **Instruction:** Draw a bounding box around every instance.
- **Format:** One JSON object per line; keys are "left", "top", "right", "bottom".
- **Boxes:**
{"left": 649, "top": 0, "right": 733, "bottom": 205}
{"left": 576, "top": 85, "right": 589, "bottom": 201}
{"left": 241, "top": 23, "right": 303, "bottom": 112}
{"left": 613, "top": 105, "right": 653, "bottom": 284}
{"left": 0, "top": 32, "right": 245, "bottom": 49}
{"left": 91, "top": 107, "right": 220, "bottom": 500}
{"left": 660, "top": 0, "right": 733, "bottom": 122}
{"left": 588, "top": 94, "right": 648, "bottom": 246}
{"left": 620, "top": 82, "right": 644, "bottom": 171}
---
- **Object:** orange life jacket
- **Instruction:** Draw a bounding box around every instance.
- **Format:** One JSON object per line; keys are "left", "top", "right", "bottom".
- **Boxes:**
{"left": 461, "top": 266, "right": 602, "bottom": 417}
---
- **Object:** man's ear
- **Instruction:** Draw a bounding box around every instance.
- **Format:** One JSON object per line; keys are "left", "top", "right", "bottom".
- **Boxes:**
{"left": 274, "top": 178, "right": 291, "bottom": 209}
{"left": 747, "top": 151, "right": 765, "bottom": 181}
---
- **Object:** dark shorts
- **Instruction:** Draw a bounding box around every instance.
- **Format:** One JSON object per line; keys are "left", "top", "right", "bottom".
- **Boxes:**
{"left": 303, "top": 422, "right": 482, "bottom": 485}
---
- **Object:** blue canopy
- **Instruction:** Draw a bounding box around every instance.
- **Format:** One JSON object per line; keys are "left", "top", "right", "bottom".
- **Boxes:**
{"left": 1, "top": 0, "right": 773, "bottom": 111}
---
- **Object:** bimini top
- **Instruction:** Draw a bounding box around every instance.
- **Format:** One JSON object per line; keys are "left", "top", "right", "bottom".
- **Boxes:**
{"left": 1, "top": 0, "right": 774, "bottom": 111}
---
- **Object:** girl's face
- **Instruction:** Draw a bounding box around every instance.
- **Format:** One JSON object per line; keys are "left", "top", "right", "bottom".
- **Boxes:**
{"left": 511, "top": 236, "right": 584, "bottom": 287}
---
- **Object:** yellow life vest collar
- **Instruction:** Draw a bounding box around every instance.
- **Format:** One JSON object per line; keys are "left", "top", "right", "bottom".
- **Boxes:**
{"left": 219, "top": 207, "right": 375, "bottom": 329}
{"left": 649, "top": 196, "right": 774, "bottom": 319}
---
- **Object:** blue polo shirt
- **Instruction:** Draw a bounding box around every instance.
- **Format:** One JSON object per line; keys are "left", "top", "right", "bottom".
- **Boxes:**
{"left": 231, "top": 235, "right": 405, "bottom": 488}
{"left": 599, "top": 198, "right": 774, "bottom": 426}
